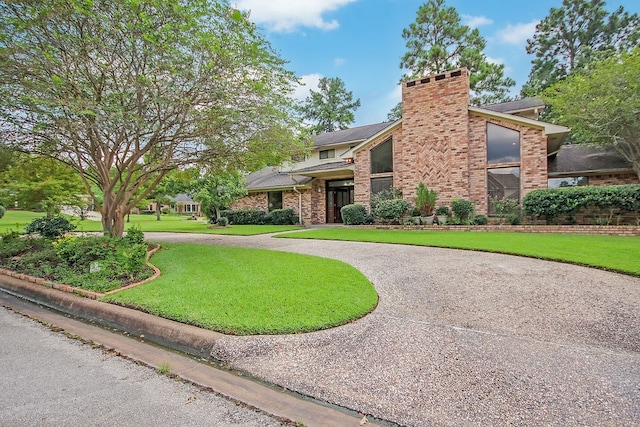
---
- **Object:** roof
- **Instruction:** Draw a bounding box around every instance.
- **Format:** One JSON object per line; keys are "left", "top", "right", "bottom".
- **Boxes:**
{"left": 292, "top": 161, "right": 354, "bottom": 174}
{"left": 548, "top": 144, "right": 634, "bottom": 175}
{"left": 312, "top": 122, "right": 394, "bottom": 147}
{"left": 169, "top": 193, "right": 195, "bottom": 203}
{"left": 482, "top": 97, "right": 544, "bottom": 114}
{"left": 245, "top": 167, "right": 312, "bottom": 191}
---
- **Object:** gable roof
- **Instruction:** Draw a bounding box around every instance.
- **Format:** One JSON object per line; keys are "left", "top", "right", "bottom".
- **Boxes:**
{"left": 312, "top": 122, "right": 394, "bottom": 147}
{"left": 245, "top": 167, "right": 312, "bottom": 191}
{"left": 548, "top": 144, "right": 634, "bottom": 176}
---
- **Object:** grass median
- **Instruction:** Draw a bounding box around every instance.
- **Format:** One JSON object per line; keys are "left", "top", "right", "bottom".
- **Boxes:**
{"left": 277, "top": 228, "right": 640, "bottom": 276}
{"left": 103, "top": 243, "right": 378, "bottom": 335}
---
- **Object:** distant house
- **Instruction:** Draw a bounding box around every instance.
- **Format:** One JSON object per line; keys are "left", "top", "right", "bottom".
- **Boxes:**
{"left": 232, "top": 68, "right": 638, "bottom": 224}
{"left": 144, "top": 194, "right": 201, "bottom": 216}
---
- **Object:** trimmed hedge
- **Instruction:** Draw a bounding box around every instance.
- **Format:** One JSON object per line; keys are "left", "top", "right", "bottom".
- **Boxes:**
{"left": 375, "top": 199, "right": 410, "bottom": 222}
{"left": 220, "top": 209, "right": 266, "bottom": 225}
{"left": 523, "top": 184, "right": 640, "bottom": 224}
{"left": 266, "top": 208, "right": 298, "bottom": 225}
{"left": 341, "top": 204, "right": 368, "bottom": 225}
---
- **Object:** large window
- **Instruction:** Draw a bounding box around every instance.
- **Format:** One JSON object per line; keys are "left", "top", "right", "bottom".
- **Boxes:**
{"left": 487, "top": 123, "right": 520, "bottom": 164}
{"left": 488, "top": 167, "right": 520, "bottom": 214}
{"left": 548, "top": 177, "right": 589, "bottom": 188}
{"left": 319, "top": 149, "right": 335, "bottom": 160}
{"left": 268, "top": 191, "right": 282, "bottom": 211}
{"left": 370, "top": 177, "right": 393, "bottom": 195}
{"left": 371, "top": 138, "right": 393, "bottom": 174}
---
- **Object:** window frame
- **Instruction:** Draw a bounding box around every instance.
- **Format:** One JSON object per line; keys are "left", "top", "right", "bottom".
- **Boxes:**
{"left": 268, "top": 191, "right": 283, "bottom": 212}
{"left": 319, "top": 149, "right": 335, "bottom": 160}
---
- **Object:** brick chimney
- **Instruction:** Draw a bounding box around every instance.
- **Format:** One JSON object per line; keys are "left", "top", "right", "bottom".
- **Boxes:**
{"left": 399, "top": 68, "right": 471, "bottom": 203}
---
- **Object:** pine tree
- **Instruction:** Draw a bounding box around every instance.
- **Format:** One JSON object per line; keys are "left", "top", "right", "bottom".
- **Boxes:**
{"left": 299, "top": 77, "right": 361, "bottom": 134}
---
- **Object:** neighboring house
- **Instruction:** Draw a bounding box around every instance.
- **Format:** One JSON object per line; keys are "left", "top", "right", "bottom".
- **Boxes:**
{"left": 232, "top": 68, "right": 639, "bottom": 224}
{"left": 144, "top": 194, "right": 201, "bottom": 216}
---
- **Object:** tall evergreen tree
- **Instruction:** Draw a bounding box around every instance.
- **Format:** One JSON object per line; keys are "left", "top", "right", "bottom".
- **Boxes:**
{"left": 400, "top": 0, "right": 515, "bottom": 105}
{"left": 523, "top": 0, "right": 640, "bottom": 96}
{"left": 299, "top": 77, "right": 361, "bottom": 134}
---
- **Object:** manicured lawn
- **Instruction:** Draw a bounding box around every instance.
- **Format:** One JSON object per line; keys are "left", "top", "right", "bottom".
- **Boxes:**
{"left": 0, "top": 210, "right": 301, "bottom": 235}
{"left": 103, "top": 243, "right": 378, "bottom": 335}
{"left": 277, "top": 228, "right": 640, "bottom": 276}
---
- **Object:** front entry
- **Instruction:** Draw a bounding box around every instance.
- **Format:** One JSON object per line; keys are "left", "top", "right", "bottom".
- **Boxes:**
{"left": 326, "top": 180, "right": 354, "bottom": 223}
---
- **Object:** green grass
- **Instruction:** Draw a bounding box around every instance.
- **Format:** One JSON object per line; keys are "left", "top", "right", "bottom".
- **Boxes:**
{"left": 277, "top": 228, "right": 640, "bottom": 276}
{"left": 0, "top": 210, "right": 301, "bottom": 235}
{"left": 103, "top": 243, "right": 378, "bottom": 335}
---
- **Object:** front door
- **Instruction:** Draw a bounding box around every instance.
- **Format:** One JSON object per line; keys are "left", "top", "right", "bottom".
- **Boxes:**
{"left": 326, "top": 180, "right": 354, "bottom": 223}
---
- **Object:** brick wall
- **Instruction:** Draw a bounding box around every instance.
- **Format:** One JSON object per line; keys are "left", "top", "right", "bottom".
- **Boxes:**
{"left": 231, "top": 188, "right": 317, "bottom": 224}
{"left": 231, "top": 193, "right": 266, "bottom": 211}
{"left": 400, "top": 69, "right": 471, "bottom": 205}
{"left": 589, "top": 173, "right": 639, "bottom": 186}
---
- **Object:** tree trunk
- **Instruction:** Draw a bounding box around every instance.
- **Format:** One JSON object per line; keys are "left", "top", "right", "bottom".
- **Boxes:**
{"left": 155, "top": 200, "right": 161, "bottom": 221}
{"left": 101, "top": 204, "right": 126, "bottom": 238}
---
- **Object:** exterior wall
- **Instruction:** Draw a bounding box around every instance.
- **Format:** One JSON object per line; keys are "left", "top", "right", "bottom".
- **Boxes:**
{"left": 588, "top": 172, "right": 639, "bottom": 186}
{"left": 230, "top": 193, "right": 267, "bottom": 211}
{"left": 310, "top": 179, "right": 327, "bottom": 224}
{"left": 399, "top": 69, "right": 471, "bottom": 205}
{"left": 283, "top": 142, "right": 353, "bottom": 172}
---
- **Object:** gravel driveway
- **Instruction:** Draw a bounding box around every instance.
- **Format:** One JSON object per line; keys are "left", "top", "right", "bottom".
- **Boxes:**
{"left": 147, "top": 232, "right": 640, "bottom": 426}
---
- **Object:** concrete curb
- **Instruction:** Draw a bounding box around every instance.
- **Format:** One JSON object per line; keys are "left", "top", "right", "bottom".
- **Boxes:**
{"left": 0, "top": 274, "right": 223, "bottom": 359}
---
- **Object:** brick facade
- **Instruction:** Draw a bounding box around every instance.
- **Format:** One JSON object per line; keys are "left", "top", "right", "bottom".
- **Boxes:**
{"left": 588, "top": 173, "right": 639, "bottom": 186}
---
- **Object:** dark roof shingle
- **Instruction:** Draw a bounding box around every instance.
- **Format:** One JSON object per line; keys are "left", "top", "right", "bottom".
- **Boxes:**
{"left": 312, "top": 122, "right": 394, "bottom": 147}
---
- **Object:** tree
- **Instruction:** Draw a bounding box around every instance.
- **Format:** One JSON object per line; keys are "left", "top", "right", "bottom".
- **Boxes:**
{"left": 386, "top": 102, "right": 403, "bottom": 122}
{"left": 0, "top": 0, "right": 306, "bottom": 237}
{"left": 0, "top": 154, "right": 85, "bottom": 215}
{"left": 523, "top": 0, "right": 640, "bottom": 96}
{"left": 190, "top": 172, "right": 247, "bottom": 222}
{"left": 299, "top": 77, "right": 361, "bottom": 134}
{"left": 543, "top": 48, "right": 640, "bottom": 179}
{"left": 400, "top": 0, "right": 515, "bottom": 105}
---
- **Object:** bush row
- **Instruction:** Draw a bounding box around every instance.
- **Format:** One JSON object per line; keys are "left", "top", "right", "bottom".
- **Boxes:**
{"left": 523, "top": 184, "right": 640, "bottom": 224}
{"left": 219, "top": 208, "right": 299, "bottom": 225}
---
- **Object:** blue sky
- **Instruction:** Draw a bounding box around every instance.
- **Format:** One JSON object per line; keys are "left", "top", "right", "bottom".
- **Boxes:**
{"left": 234, "top": 0, "right": 640, "bottom": 127}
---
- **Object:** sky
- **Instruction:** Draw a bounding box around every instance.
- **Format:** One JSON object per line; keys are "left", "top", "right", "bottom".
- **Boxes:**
{"left": 233, "top": 0, "right": 640, "bottom": 127}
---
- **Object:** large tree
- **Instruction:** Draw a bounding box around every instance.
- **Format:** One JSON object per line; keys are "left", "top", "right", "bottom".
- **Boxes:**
{"left": 543, "top": 48, "right": 640, "bottom": 179}
{"left": 523, "top": 0, "right": 640, "bottom": 96}
{"left": 0, "top": 0, "right": 305, "bottom": 237}
{"left": 299, "top": 77, "right": 361, "bottom": 134}
{"left": 400, "top": 0, "right": 515, "bottom": 105}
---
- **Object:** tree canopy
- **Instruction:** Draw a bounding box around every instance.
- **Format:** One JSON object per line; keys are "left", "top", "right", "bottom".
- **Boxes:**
{"left": 543, "top": 48, "right": 640, "bottom": 179}
{"left": 523, "top": 0, "right": 640, "bottom": 96}
{"left": 0, "top": 0, "right": 307, "bottom": 236}
{"left": 298, "top": 77, "right": 361, "bottom": 134}
{"left": 400, "top": 0, "right": 515, "bottom": 105}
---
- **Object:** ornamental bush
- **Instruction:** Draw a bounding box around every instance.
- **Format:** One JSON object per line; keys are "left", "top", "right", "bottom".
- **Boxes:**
{"left": 522, "top": 184, "right": 640, "bottom": 224}
{"left": 25, "top": 216, "right": 76, "bottom": 239}
{"left": 451, "top": 199, "right": 474, "bottom": 221}
{"left": 341, "top": 204, "right": 368, "bottom": 225}
{"left": 265, "top": 208, "right": 297, "bottom": 225}
{"left": 220, "top": 209, "right": 266, "bottom": 225}
{"left": 375, "top": 199, "right": 410, "bottom": 222}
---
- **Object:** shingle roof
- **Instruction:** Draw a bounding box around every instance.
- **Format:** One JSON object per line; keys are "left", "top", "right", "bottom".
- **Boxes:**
{"left": 169, "top": 193, "right": 195, "bottom": 203}
{"left": 548, "top": 144, "right": 633, "bottom": 175}
{"left": 292, "top": 161, "right": 353, "bottom": 174}
{"left": 482, "top": 97, "right": 544, "bottom": 114}
{"left": 246, "top": 167, "right": 312, "bottom": 191}
{"left": 312, "top": 122, "right": 394, "bottom": 147}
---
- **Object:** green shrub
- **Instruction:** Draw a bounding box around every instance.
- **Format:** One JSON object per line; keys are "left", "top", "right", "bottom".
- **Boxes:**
{"left": 507, "top": 213, "right": 521, "bottom": 225}
{"left": 53, "top": 236, "right": 116, "bottom": 267}
{"left": 25, "top": 216, "right": 76, "bottom": 239}
{"left": 265, "top": 208, "right": 297, "bottom": 225}
{"left": 451, "top": 199, "right": 474, "bottom": 221}
{"left": 370, "top": 188, "right": 402, "bottom": 216}
{"left": 124, "top": 225, "right": 145, "bottom": 245}
{"left": 219, "top": 209, "right": 266, "bottom": 225}
{"left": 216, "top": 217, "right": 229, "bottom": 227}
{"left": 414, "top": 182, "right": 437, "bottom": 216}
{"left": 341, "top": 204, "right": 368, "bottom": 225}
{"left": 473, "top": 215, "right": 488, "bottom": 225}
{"left": 436, "top": 206, "right": 450, "bottom": 216}
{"left": 375, "top": 199, "right": 410, "bottom": 222}
{"left": 523, "top": 184, "right": 640, "bottom": 224}
{"left": 0, "top": 205, "right": 5, "bottom": 219}
{"left": 123, "top": 243, "right": 148, "bottom": 277}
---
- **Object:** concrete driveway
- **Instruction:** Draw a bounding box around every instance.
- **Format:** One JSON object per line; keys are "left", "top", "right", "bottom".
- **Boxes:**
{"left": 146, "top": 232, "right": 640, "bottom": 426}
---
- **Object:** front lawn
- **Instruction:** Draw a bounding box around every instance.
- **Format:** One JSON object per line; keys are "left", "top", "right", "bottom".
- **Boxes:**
{"left": 0, "top": 210, "right": 301, "bottom": 235}
{"left": 277, "top": 228, "right": 640, "bottom": 276}
{"left": 103, "top": 243, "right": 378, "bottom": 335}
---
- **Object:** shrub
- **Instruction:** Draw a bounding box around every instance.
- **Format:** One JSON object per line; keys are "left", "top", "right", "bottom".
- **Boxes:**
{"left": 523, "top": 184, "right": 640, "bottom": 224}
{"left": 370, "top": 188, "right": 402, "bottom": 216}
{"left": 216, "top": 217, "right": 229, "bottom": 227}
{"left": 507, "top": 213, "right": 521, "bottom": 225}
{"left": 219, "top": 209, "right": 266, "bottom": 225}
{"left": 435, "top": 206, "right": 450, "bottom": 216}
{"left": 124, "top": 225, "right": 145, "bottom": 245}
{"left": 265, "top": 208, "right": 297, "bottom": 225}
{"left": 123, "top": 243, "right": 148, "bottom": 278}
{"left": 341, "top": 204, "right": 368, "bottom": 225}
{"left": 375, "top": 199, "right": 410, "bottom": 222}
{"left": 451, "top": 199, "right": 474, "bottom": 221}
{"left": 473, "top": 215, "right": 488, "bottom": 225}
{"left": 0, "top": 205, "right": 5, "bottom": 219}
{"left": 414, "top": 182, "right": 437, "bottom": 216}
{"left": 25, "top": 216, "right": 76, "bottom": 239}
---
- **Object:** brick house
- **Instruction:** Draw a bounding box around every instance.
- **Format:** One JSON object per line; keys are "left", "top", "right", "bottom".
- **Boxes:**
{"left": 232, "top": 68, "right": 638, "bottom": 224}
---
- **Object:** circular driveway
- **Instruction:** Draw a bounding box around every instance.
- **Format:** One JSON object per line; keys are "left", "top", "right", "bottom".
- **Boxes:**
{"left": 147, "top": 232, "right": 640, "bottom": 426}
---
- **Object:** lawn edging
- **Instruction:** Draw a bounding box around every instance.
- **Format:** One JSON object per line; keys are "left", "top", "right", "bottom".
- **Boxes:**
{"left": 352, "top": 224, "right": 640, "bottom": 236}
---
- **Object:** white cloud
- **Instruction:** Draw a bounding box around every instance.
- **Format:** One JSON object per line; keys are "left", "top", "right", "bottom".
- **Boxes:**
{"left": 462, "top": 14, "right": 493, "bottom": 28}
{"left": 496, "top": 20, "right": 539, "bottom": 45}
{"left": 293, "top": 73, "right": 323, "bottom": 101}
{"left": 334, "top": 57, "right": 346, "bottom": 66}
{"left": 234, "top": 0, "right": 356, "bottom": 32}
{"left": 485, "top": 56, "right": 504, "bottom": 65}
